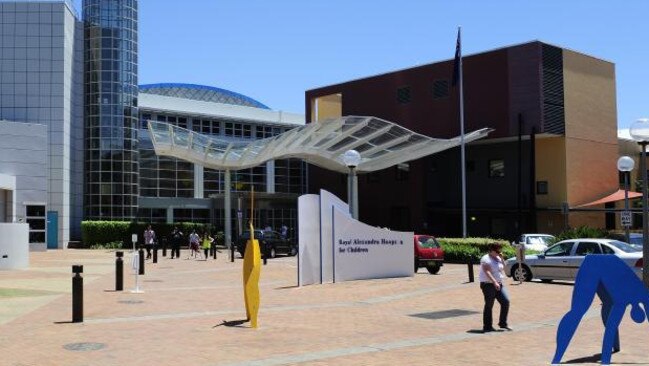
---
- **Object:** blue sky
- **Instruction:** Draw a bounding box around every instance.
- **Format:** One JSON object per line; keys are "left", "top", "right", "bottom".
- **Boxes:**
{"left": 73, "top": 0, "right": 649, "bottom": 130}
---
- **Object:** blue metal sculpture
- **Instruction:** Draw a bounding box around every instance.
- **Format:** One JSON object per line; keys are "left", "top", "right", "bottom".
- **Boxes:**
{"left": 552, "top": 255, "right": 649, "bottom": 365}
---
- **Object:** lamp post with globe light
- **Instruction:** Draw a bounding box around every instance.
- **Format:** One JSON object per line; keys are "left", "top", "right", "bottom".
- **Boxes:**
{"left": 617, "top": 156, "right": 635, "bottom": 244}
{"left": 343, "top": 150, "right": 361, "bottom": 219}
{"left": 629, "top": 118, "right": 649, "bottom": 287}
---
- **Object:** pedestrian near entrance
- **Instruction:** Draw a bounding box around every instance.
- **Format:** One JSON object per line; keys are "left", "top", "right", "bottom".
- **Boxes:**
{"left": 170, "top": 227, "right": 183, "bottom": 259}
{"left": 479, "top": 243, "right": 511, "bottom": 333}
{"left": 188, "top": 230, "right": 201, "bottom": 259}
{"left": 202, "top": 232, "right": 214, "bottom": 260}
{"left": 143, "top": 225, "right": 156, "bottom": 259}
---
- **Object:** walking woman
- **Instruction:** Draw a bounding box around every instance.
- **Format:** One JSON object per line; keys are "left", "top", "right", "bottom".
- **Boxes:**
{"left": 479, "top": 243, "right": 512, "bottom": 333}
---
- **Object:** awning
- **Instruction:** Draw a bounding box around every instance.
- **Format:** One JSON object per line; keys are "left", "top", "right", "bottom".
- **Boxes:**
{"left": 147, "top": 116, "right": 492, "bottom": 173}
{"left": 574, "top": 189, "right": 642, "bottom": 208}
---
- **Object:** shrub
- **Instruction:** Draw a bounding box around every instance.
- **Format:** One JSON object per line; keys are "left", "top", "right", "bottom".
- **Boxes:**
{"left": 81, "top": 221, "right": 217, "bottom": 248}
{"left": 437, "top": 237, "right": 513, "bottom": 264}
{"left": 555, "top": 225, "right": 608, "bottom": 242}
{"left": 89, "top": 241, "right": 124, "bottom": 250}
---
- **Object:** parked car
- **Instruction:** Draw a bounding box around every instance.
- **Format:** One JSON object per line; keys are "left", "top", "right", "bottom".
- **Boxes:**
{"left": 505, "top": 238, "right": 642, "bottom": 282}
{"left": 516, "top": 233, "right": 555, "bottom": 252}
{"left": 414, "top": 235, "right": 444, "bottom": 274}
{"left": 236, "top": 230, "right": 298, "bottom": 258}
{"left": 627, "top": 233, "right": 643, "bottom": 250}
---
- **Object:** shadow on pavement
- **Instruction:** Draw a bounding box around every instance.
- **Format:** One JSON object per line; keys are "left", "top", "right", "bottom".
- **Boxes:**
{"left": 213, "top": 319, "right": 249, "bottom": 328}
{"left": 275, "top": 285, "right": 299, "bottom": 290}
{"left": 466, "top": 329, "right": 504, "bottom": 334}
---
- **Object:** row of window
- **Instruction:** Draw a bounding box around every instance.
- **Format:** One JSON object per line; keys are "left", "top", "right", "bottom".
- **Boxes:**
{"left": 396, "top": 80, "right": 450, "bottom": 104}
{"left": 143, "top": 113, "right": 290, "bottom": 139}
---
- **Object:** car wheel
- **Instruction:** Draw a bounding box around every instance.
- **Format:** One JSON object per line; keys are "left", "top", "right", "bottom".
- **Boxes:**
{"left": 289, "top": 246, "right": 298, "bottom": 256}
{"left": 269, "top": 247, "right": 276, "bottom": 258}
{"left": 426, "top": 264, "right": 441, "bottom": 275}
{"left": 414, "top": 258, "right": 419, "bottom": 273}
{"left": 511, "top": 264, "right": 532, "bottom": 282}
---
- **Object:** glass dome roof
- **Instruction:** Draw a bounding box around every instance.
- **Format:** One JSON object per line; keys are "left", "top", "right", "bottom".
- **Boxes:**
{"left": 139, "top": 83, "right": 270, "bottom": 109}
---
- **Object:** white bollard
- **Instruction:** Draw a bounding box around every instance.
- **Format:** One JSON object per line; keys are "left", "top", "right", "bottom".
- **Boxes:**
{"left": 130, "top": 251, "right": 143, "bottom": 293}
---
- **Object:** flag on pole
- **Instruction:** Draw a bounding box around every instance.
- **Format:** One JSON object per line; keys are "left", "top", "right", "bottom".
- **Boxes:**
{"left": 452, "top": 28, "right": 461, "bottom": 86}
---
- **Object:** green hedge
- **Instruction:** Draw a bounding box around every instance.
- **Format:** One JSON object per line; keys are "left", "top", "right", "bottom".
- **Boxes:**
{"left": 437, "top": 237, "right": 514, "bottom": 264}
{"left": 81, "top": 221, "right": 218, "bottom": 248}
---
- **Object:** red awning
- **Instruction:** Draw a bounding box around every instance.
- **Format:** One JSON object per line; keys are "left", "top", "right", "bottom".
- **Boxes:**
{"left": 574, "top": 189, "right": 642, "bottom": 208}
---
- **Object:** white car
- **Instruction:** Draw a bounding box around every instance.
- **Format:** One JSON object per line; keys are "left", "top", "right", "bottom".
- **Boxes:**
{"left": 517, "top": 233, "right": 555, "bottom": 252}
{"left": 505, "top": 238, "right": 643, "bottom": 282}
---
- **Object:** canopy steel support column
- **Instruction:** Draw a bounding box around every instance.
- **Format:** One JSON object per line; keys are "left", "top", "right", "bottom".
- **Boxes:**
{"left": 225, "top": 169, "right": 232, "bottom": 251}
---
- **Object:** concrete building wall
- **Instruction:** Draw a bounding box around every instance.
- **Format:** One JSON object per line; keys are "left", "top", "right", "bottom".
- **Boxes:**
{"left": 0, "top": 120, "right": 47, "bottom": 222}
{"left": 0, "top": 2, "right": 81, "bottom": 247}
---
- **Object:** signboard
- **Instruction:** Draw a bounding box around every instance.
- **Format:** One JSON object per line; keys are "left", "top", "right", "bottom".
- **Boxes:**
{"left": 621, "top": 211, "right": 632, "bottom": 227}
{"left": 332, "top": 207, "right": 413, "bottom": 282}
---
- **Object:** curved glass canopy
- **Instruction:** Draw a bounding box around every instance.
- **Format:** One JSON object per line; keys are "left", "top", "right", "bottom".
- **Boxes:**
{"left": 147, "top": 116, "right": 492, "bottom": 173}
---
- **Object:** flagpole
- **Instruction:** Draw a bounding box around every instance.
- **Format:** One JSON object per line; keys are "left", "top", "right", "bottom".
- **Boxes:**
{"left": 458, "top": 26, "right": 467, "bottom": 239}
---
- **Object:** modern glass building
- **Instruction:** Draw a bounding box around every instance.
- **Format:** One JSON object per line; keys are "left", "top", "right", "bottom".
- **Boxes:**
{"left": 83, "top": 0, "right": 139, "bottom": 220}
{"left": 137, "top": 83, "right": 305, "bottom": 237}
{"left": 0, "top": 0, "right": 305, "bottom": 249}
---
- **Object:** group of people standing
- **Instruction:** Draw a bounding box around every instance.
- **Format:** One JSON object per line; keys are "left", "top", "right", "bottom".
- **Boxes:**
{"left": 142, "top": 225, "right": 216, "bottom": 261}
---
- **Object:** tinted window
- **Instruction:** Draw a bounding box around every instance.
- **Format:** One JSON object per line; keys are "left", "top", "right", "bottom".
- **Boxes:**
{"left": 604, "top": 240, "right": 641, "bottom": 253}
{"left": 575, "top": 242, "right": 602, "bottom": 256}
{"left": 545, "top": 242, "right": 573, "bottom": 257}
{"left": 601, "top": 244, "right": 615, "bottom": 255}
{"left": 417, "top": 236, "right": 440, "bottom": 248}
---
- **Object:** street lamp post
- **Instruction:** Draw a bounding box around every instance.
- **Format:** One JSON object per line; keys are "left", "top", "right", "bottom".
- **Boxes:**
{"left": 629, "top": 118, "right": 649, "bottom": 288}
{"left": 343, "top": 150, "right": 361, "bottom": 220}
{"left": 617, "top": 156, "right": 635, "bottom": 244}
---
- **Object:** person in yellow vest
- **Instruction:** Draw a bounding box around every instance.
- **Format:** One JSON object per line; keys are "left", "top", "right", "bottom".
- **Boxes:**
{"left": 202, "top": 232, "right": 214, "bottom": 261}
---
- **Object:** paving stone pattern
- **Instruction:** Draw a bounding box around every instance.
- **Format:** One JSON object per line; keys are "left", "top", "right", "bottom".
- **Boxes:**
{"left": 0, "top": 250, "right": 648, "bottom": 365}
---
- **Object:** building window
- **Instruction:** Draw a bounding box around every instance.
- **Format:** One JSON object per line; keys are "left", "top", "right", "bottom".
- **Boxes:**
{"left": 26, "top": 205, "right": 45, "bottom": 244}
{"left": 537, "top": 181, "right": 549, "bottom": 195}
{"left": 432, "top": 80, "right": 449, "bottom": 99}
{"left": 488, "top": 159, "right": 505, "bottom": 178}
{"left": 396, "top": 86, "right": 411, "bottom": 104}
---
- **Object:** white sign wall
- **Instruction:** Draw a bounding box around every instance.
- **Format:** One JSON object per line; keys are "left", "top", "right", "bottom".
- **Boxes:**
{"left": 332, "top": 207, "right": 413, "bottom": 282}
{"left": 319, "top": 189, "right": 350, "bottom": 283}
{"left": 297, "top": 190, "right": 413, "bottom": 286}
{"left": 298, "top": 194, "right": 320, "bottom": 286}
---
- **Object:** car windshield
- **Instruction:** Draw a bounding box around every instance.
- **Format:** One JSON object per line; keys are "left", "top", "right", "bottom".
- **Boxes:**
{"left": 528, "top": 236, "right": 554, "bottom": 245}
{"left": 605, "top": 240, "right": 641, "bottom": 253}
{"left": 418, "top": 236, "right": 440, "bottom": 248}
{"left": 629, "top": 236, "right": 643, "bottom": 246}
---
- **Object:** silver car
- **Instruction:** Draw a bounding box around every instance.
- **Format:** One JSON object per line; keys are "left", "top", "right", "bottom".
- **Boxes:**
{"left": 505, "top": 238, "right": 643, "bottom": 282}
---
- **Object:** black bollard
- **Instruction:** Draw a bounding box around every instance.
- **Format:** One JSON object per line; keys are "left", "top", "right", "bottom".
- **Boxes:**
{"left": 72, "top": 265, "right": 83, "bottom": 323}
{"left": 153, "top": 246, "right": 158, "bottom": 263}
{"left": 230, "top": 245, "right": 235, "bottom": 262}
{"left": 162, "top": 238, "right": 167, "bottom": 257}
{"left": 115, "top": 251, "right": 123, "bottom": 291}
{"left": 467, "top": 260, "right": 475, "bottom": 282}
{"left": 138, "top": 248, "right": 145, "bottom": 275}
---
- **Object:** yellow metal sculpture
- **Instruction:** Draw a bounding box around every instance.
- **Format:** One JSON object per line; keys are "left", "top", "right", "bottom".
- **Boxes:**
{"left": 242, "top": 187, "right": 261, "bottom": 328}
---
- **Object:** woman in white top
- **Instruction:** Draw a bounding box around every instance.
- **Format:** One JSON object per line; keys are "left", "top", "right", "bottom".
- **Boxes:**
{"left": 478, "top": 243, "right": 511, "bottom": 332}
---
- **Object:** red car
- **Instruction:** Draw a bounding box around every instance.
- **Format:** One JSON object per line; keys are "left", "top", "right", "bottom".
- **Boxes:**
{"left": 414, "top": 235, "right": 444, "bottom": 274}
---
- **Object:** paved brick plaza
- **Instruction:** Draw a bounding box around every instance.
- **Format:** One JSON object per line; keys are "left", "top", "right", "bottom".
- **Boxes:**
{"left": 1, "top": 250, "right": 648, "bottom": 365}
